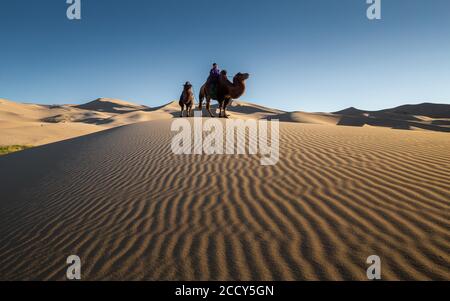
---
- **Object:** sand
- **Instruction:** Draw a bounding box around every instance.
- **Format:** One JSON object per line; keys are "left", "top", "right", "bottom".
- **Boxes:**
{"left": 0, "top": 98, "right": 115, "bottom": 146}
{"left": 2, "top": 97, "right": 449, "bottom": 148}
{"left": 0, "top": 118, "right": 448, "bottom": 280}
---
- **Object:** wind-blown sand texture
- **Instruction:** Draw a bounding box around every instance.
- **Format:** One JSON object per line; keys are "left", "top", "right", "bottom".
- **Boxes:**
{"left": 0, "top": 119, "right": 448, "bottom": 280}
{"left": 1, "top": 98, "right": 449, "bottom": 148}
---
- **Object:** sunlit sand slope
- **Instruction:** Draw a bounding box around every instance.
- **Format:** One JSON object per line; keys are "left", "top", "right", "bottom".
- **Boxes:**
{"left": 0, "top": 119, "right": 448, "bottom": 280}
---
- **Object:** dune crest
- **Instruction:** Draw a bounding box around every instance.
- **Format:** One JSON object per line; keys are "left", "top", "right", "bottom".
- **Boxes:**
{"left": 74, "top": 98, "right": 149, "bottom": 113}
{"left": 334, "top": 103, "right": 450, "bottom": 132}
{"left": 1, "top": 98, "right": 449, "bottom": 148}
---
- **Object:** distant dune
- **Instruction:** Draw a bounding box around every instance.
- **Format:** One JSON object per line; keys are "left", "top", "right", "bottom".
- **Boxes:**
{"left": 74, "top": 98, "right": 149, "bottom": 114}
{"left": 334, "top": 103, "right": 450, "bottom": 132}
{"left": 334, "top": 103, "right": 450, "bottom": 117}
{"left": 273, "top": 111, "right": 341, "bottom": 125}
{"left": 0, "top": 119, "right": 448, "bottom": 280}
{"left": 1, "top": 98, "right": 449, "bottom": 148}
{"left": 0, "top": 98, "right": 107, "bottom": 147}
{"left": 382, "top": 103, "right": 450, "bottom": 119}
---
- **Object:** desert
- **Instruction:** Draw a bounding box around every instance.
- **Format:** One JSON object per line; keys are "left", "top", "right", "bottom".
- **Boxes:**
{"left": 0, "top": 97, "right": 448, "bottom": 280}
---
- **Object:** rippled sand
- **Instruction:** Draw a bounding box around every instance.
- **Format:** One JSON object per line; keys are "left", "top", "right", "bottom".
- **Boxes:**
{"left": 0, "top": 119, "right": 448, "bottom": 280}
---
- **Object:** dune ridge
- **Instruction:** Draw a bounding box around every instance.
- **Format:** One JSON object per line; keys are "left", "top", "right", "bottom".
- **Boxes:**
{"left": 74, "top": 98, "right": 149, "bottom": 113}
{"left": 0, "top": 119, "right": 448, "bottom": 280}
{"left": 1, "top": 98, "right": 449, "bottom": 148}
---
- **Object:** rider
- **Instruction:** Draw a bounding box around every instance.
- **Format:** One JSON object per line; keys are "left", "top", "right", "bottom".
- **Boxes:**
{"left": 208, "top": 63, "right": 220, "bottom": 97}
{"left": 210, "top": 63, "right": 220, "bottom": 80}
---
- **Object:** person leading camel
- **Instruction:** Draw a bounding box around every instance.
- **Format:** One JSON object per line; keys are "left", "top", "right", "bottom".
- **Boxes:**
{"left": 179, "top": 81, "right": 194, "bottom": 117}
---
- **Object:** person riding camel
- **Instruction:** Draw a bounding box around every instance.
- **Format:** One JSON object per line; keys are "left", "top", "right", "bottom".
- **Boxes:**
{"left": 210, "top": 63, "right": 220, "bottom": 79}
{"left": 207, "top": 63, "right": 220, "bottom": 98}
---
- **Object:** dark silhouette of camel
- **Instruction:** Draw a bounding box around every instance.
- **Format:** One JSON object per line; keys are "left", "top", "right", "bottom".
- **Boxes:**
{"left": 199, "top": 71, "right": 250, "bottom": 118}
{"left": 179, "top": 82, "right": 195, "bottom": 117}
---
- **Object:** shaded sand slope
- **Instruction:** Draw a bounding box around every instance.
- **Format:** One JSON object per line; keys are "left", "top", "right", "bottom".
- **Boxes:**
{"left": 381, "top": 103, "right": 450, "bottom": 118}
{"left": 0, "top": 120, "right": 449, "bottom": 280}
{"left": 334, "top": 103, "right": 450, "bottom": 132}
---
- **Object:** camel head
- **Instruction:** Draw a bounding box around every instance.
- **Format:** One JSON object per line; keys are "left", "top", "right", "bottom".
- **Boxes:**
{"left": 183, "top": 81, "right": 193, "bottom": 91}
{"left": 233, "top": 72, "right": 250, "bottom": 83}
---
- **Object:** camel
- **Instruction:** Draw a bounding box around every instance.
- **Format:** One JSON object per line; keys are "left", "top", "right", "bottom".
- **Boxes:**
{"left": 179, "top": 81, "right": 195, "bottom": 117}
{"left": 199, "top": 71, "right": 250, "bottom": 118}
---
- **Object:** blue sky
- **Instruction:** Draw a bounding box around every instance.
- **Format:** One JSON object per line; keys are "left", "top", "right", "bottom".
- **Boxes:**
{"left": 1, "top": 0, "right": 449, "bottom": 112}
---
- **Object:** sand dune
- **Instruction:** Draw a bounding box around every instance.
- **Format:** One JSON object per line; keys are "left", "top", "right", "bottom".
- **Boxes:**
{"left": 0, "top": 119, "right": 448, "bottom": 280}
{"left": 334, "top": 103, "right": 450, "bottom": 132}
{"left": 0, "top": 98, "right": 107, "bottom": 146}
{"left": 2, "top": 98, "right": 449, "bottom": 148}
{"left": 74, "top": 98, "right": 149, "bottom": 114}
{"left": 381, "top": 103, "right": 450, "bottom": 119}
{"left": 0, "top": 99, "right": 284, "bottom": 147}
{"left": 334, "top": 103, "right": 450, "bottom": 118}
{"left": 0, "top": 98, "right": 151, "bottom": 146}
{"left": 273, "top": 111, "right": 341, "bottom": 125}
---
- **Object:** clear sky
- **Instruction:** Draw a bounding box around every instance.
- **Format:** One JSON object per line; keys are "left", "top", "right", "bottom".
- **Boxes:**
{"left": 1, "top": 0, "right": 449, "bottom": 112}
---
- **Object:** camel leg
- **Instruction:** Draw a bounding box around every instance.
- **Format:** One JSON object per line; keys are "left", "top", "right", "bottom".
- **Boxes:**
{"left": 180, "top": 105, "right": 184, "bottom": 118}
{"left": 219, "top": 100, "right": 227, "bottom": 118}
{"left": 217, "top": 100, "right": 221, "bottom": 118}
{"left": 223, "top": 106, "right": 228, "bottom": 118}
{"left": 206, "top": 98, "right": 215, "bottom": 117}
{"left": 224, "top": 99, "right": 231, "bottom": 118}
{"left": 219, "top": 101, "right": 224, "bottom": 118}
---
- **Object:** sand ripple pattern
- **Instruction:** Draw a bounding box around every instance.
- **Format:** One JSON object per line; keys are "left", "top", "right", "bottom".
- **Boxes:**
{"left": 0, "top": 120, "right": 449, "bottom": 280}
